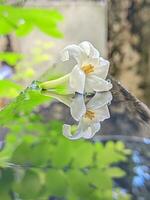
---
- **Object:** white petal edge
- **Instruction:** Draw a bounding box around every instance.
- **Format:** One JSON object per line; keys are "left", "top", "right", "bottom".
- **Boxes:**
{"left": 70, "top": 94, "right": 86, "bottom": 121}
{"left": 63, "top": 124, "right": 83, "bottom": 140}
{"left": 93, "top": 105, "right": 110, "bottom": 122}
{"left": 86, "top": 91, "right": 112, "bottom": 110}
{"left": 86, "top": 75, "right": 112, "bottom": 92}
{"left": 61, "top": 44, "right": 85, "bottom": 65}
{"left": 79, "top": 41, "right": 100, "bottom": 58}
{"left": 82, "top": 123, "right": 101, "bottom": 139}
{"left": 92, "top": 57, "right": 110, "bottom": 79}
{"left": 69, "top": 65, "right": 86, "bottom": 94}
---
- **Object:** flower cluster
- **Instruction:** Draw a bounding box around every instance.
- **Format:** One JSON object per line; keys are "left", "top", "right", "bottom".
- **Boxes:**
{"left": 40, "top": 41, "right": 112, "bottom": 140}
{"left": 63, "top": 92, "right": 112, "bottom": 140}
{"left": 61, "top": 41, "right": 112, "bottom": 94}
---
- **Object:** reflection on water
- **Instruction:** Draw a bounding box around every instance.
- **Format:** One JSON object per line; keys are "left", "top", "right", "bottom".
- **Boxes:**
{"left": 41, "top": 90, "right": 113, "bottom": 140}
{"left": 0, "top": 139, "right": 149, "bottom": 200}
{"left": 63, "top": 91, "right": 112, "bottom": 139}
{"left": 0, "top": 73, "right": 150, "bottom": 199}
{"left": 40, "top": 76, "right": 150, "bottom": 138}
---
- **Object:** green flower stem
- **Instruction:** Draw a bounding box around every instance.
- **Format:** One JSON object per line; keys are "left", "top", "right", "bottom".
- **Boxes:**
{"left": 39, "top": 73, "right": 70, "bottom": 90}
{"left": 41, "top": 90, "right": 73, "bottom": 107}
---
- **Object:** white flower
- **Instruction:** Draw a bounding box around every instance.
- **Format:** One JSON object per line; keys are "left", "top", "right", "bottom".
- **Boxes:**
{"left": 63, "top": 91, "right": 112, "bottom": 140}
{"left": 61, "top": 41, "right": 112, "bottom": 94}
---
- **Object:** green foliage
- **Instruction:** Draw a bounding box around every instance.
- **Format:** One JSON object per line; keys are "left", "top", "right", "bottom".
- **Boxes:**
{"left": 0, "top": 116, "right": 131, "bottom": 200}
{"left": 0, "top": 81, "right": 50, "bottom": 126}
{"left": 0, "top": 52, "right": 23, "bottom": 65}
{"left": 0, "top": 5, "right": 64, "bottom": 103}
{"left": 0, "top": 5, "right": 63, "bottom": 37}
{"left": 13, "top": 170, "right": 42, "bottom": 199}
{"left": 0, "top": 4, "right": 131, "bottom": 199}
{"left": 0, "top": 168, "right": 15, "bottom": 200}
{"left": 0, "top": 78, "right": 69, "bottom": 126}
{"left": 0, "top": 79, "right": 22, "bottom": 98}
{"left": 0, "top": 42, "right": 56, "bottom": 102}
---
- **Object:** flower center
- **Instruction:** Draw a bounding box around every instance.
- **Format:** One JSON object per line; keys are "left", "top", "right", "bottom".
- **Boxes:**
{"left": 81, "top": 64, "right": 94, "bottom": 74}
{"left": 85, "top": 110, "right": 95, "bottom": 120}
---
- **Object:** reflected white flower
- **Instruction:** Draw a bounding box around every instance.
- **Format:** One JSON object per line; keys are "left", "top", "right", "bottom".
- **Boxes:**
{"left": 61, "top": 41, "right": 112, "bottom": 94}
{"left": 63, "top": 91, "right": 112, "bottom": 140}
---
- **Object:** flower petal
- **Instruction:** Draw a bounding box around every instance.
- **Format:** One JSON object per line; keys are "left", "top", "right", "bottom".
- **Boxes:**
{"left": 82, "top": 127, "right": 92, "bottom": 139}
{"left": 78, "top": 117, "right": 90, "bottom": 132}
{"left": 86, "top": 91, "right": 112, "bottom": 110}
{"left": 70, "top": 65, "right": 86, "bottom": 94}
{"left": 83, "top": 122, "right": 101, "bottom": 139}
{"left": 42, "top": 91, "right": 73, "bottom": 107}
{"left": 70, "top": 93, "right": 86, "bottom": 121}
{"left": 79, "top": 41, "right": 100, "bottom": 58}
{"left": 93, "top": 105, "right": 110, "bottom": 122}
{"left": 63, "top": 119, "right": 101, "bottom": 140}
{"left": 92, "top": 57, "right": 110, "bottom": 79}
{"left": 86, "top": 75, "right": 112, "bottom": 92}
{"left": 63, "top": 118, "right": 90, "bottom": 140}
{"left": 63, "top": 124, "right": 83, "bottom": 140}
{"left": 61, "top": 44, "right": 86, "bottom": 65}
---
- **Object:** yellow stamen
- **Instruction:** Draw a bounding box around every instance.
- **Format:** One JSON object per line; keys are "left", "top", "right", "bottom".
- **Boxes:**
{"left": 85, "top": 110, "right": 95, "bottom": 120}
{"left": 82, "top": 64, "right": 94, "bottom": 74}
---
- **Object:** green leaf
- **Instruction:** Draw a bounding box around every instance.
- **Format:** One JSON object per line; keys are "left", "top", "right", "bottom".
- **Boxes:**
{"left": 0, "top": 52, "right": 23, "bottom": 65}
{"left": 87, "top": 169, "right": 114, "bottom": 200}
{"left": 15, "top": 22, "right": 33, "bottom": 36}
{"left": 0, "top": 168, "right": 14, "bottom": 193}
{"left": 51, "top": 138, "right": 95, "bottom": 169}
{"left": 115, "top": 141, "right": 125, "bottom": 151}
{"left": 87, "top": 168, "right": 112, "bottom": 190}
{"left": 45, "top": 169, "right": 68, "bottom": 197}
{"left": 106, "top": 167, "right": 126, "bottom": 178}
{"left": 96, "top": 142, "right": 127, "bottom": 168}
{"left": 50, "top": 139, "right": 74, "bottom": 168}
{"left": 0, "top": 80, "right": 22, "bottom": 98}
{"left": 0, "top": 133, "right": 23, "bottom": 168}
{"left": 0, "top": 191, "right": 10, "bottom": 200}
{"left": 67, "top": 170, "right": 94, "bottom": 199}
{"left": 71, "top": 142, "right": 94, "bottom": 168}
{"left": 0, "top": 5, "right": 63, "bottom": 38}
{"left": 0, "top": 18, "right": 13, "bottom": 35}
{"left": 11, "top": 140, "right": 52, "bottom": 167}
{"left": 0, "top": 156, "right": 9, "bottom": 168}
{"left": 115, "top": 141, "right": 132, "bottom": 155}
{"left": 13, "top": 170, "right": 42, "bottom": 199}
{"left": 0, "top": 81, "right": 50, "bottom": 126}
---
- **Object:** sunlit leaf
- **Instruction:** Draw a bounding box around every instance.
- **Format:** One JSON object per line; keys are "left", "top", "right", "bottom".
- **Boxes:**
{"left": 11, "top": 140, "right": 52, "bottom": 167}
{"left": 87, "top": 168, "right": 112, "bottom": 190}
{"left": 13, "top": 170, "right": 41, "bottom": 199}
{"left": 106, "top": 167, "right": 126, "bottom": 178}
{"left": 71, "top": 142, "right": 94, "bottom": 168}
{"left": 96, "top": 141, "right": 127, "bottom": 167}
{"left": 67, "top": 170, "right": 94, "bottom": 198}
{"left": 0, "top": 81, "right": 50, "bottom": 126}
{"left": 50, "top": 139, "right": 74, "bottom": 168}
{"left": 0, "top": 52, "right": 23, "bottom": 65}
{"left": 45, "top": 169, "right": 68, "bottom": 197}
{"left": 0, "top": 79, "right": 22, "bottom": 98}
{"left": 0, "top": 5, "right": 63, "bottom": 38}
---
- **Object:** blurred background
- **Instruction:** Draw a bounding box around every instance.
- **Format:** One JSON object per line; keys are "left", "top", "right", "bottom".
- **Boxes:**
{"left": 0, "top": 0, "right": 149, "bottom": 104}
{"left": 0, "top": 0, "right": 150, "bottom": 200}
